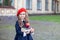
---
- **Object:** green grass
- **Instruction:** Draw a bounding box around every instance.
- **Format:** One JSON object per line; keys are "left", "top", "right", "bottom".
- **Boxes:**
{"left": 0, "top": 25, "right": 14, "bottom": 29}
{"left": 29, "top": 15, "right": 60, "bottom": 22}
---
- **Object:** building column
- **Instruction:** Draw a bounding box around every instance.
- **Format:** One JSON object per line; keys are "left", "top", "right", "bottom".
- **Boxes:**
{"left": 59, "top": 0, "right": 60, "bottom": 13}
{"left": 32, "top": 0, "right": 37, "bottom": 13}
{"left": 49, "top": 0, "right": 52, "bottom": 12}
{"left": 22, "top": 0, "right": 26, "bottom": 8}
{"left": 14, "top": 0, "right": 16, "bottom": 8}
{"left": 42, "top": 0, "right": 45, "bottom": 12}
{"left": 17, "top": 0, "right": 22, "bottom": 9}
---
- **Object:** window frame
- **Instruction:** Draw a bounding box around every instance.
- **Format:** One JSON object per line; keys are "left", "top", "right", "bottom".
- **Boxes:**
{"left": 0, "top": 0, "right": 15, "bottom": 9}
{"left": 57, "top": 1, "right": 59, "bottom": 12}
{"left": 26, "top": 0, "right": 32, "bottom": 10}
{"left": 52, "top": 0, "right": 55, "bottom": 11}
{"left": 45, "top": 0, "right": 49, "bottom": 11}
{"left": 37, "top": 0, "right": 42, "bottom": 10}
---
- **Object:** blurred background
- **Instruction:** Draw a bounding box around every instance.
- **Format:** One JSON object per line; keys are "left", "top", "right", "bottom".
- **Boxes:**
{"left": 0, "top": 0, "right": 60, "bottom": 40}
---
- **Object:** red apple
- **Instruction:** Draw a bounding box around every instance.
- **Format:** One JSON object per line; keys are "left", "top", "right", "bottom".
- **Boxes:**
{"left": 25, "top": 23, "right": 30, "bottom": 28}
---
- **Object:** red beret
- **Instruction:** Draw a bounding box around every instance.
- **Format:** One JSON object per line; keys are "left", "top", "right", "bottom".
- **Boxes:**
{"left": 17, "top": 8, "right": 27, "bottom": 16}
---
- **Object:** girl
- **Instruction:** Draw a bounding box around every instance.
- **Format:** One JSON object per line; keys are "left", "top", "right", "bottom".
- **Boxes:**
{"left": 14, "top": 8, "right": 34, "bottom": 40}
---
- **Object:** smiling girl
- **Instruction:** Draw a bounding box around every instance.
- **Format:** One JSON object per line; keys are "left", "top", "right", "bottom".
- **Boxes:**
{"left": 14, "top": 8, "right": 34, "bottom": 40}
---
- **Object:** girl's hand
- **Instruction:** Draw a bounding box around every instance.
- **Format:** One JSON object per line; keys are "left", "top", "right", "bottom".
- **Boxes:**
{"left": 21, "top": 28, "right": 30, "bottom": 34}
{"left": 21, "top": 28, "right": 26, "bottom": 32}
{"left": 26, "top": 31, "right": 30, "bottom": 34}
{"left": 30, "top": 28, "right": 34, "bottom": 33}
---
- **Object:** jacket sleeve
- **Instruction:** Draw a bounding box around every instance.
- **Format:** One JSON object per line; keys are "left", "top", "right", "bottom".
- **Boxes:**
{"left": 15, "top": 21, "right": 23, "bottom": 35}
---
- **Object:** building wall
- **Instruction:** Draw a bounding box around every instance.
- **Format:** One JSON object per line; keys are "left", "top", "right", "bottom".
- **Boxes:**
{"left": 55, "top": 0, "right": 60, "bottom": 13}
{"left": 0, "top": 0, "right": 60, "bottom": 16}
{"left": 0, "top": 9, "right": 16, "bottom": 16}
{"left": 0, "top": 0, "right": 17, "bottom": 16}
{"left": 26, "top": 0, "right": 60, "bottom": 14}
{"left": 58, "top": 0, "right": 60, "bottom": 13}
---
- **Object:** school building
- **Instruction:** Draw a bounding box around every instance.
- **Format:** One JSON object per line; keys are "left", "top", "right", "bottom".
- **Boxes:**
{"left": 0, "top": 0, "right": 60, "bottom": 16}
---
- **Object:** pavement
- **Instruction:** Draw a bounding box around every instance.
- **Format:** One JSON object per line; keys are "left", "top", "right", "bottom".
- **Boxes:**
{"left": 0, "top": 16, "right": 60, "bottom": 40}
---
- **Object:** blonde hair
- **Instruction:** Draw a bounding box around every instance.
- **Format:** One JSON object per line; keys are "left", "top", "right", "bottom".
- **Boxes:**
{"left": 25, "top": 12, "right": 29, "bottom": 22}
{"left": 17, "top": 12, "right": 30, "bottom": 27}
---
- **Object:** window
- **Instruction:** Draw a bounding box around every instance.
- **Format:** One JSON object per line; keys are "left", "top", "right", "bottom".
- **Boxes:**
{"left": 57, "top": 1, "right": 59, "bottom": 12}
{"left": 26, "top": 0, "right": 32, "bottom": 10}
{"left": 0, "top": 0, "right": 14, "bottom": 8}
{"left": 52, "top": 0, "right": 55, "bottom": 11}
{"left": 45, "top": 0, "right": 48, "bottom": 11}
{"left": 0, "top": 0, "right": 3, "bottom": 6}
{"left": 37, "top": 0, "right": 42, "bottom": 10}
{"left": 11, "top": 0, "right": 14, "bottom": 7}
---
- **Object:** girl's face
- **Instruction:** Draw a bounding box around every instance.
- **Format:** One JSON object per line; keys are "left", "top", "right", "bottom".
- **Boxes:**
{"left": 19, "top": 12, "right": 25, "bottom": 21}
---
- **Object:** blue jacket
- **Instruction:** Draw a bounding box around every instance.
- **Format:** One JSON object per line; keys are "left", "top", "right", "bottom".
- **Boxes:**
{"left": 14, "top": 21, "right": 33, "bottom": 40}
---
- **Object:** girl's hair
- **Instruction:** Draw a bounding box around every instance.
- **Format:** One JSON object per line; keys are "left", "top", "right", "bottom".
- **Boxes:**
{"left": 17, "top": 8, "right": 30, "bottom": 27}
{"left": 17, "top": 12, "right": 29, "bottom": 23}
{"left": 24, "top": 12, "right": 29, "bottom": 23}
{"left": 17, "top": 12, "right": 30, "bottom": 27}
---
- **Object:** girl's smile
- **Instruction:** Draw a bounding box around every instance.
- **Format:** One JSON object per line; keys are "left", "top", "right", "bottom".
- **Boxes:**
{"left": 19, "top": 12, "right": 25, "bottom": 21}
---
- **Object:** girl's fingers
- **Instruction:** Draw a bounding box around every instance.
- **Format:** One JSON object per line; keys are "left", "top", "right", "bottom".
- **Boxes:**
{"left": 30, "top": 28, "right": 34, "bottom": 33}
{"left": 26, "top": 31, "right": 30, "bottom": 34}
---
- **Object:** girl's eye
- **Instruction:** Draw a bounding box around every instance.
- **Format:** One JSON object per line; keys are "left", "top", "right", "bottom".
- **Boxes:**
{"left": 20, "top": 14, "right": 25, "bottom": 15}
{"left": 20, "top": 14, "right": 22, "bottom": 15}
{"left": 21, "top": 13, "right": 25, "bottom": 15}
{"left": 20, "top": 12, "right": 25, "bottom": 15}
{"left": 23, "top": 14, "right": 25, "bottom": 15}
